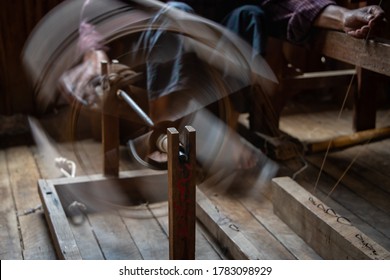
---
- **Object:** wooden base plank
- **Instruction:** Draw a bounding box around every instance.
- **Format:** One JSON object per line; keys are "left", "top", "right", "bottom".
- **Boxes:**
{"left": 197, "top": 184, "right": 297, "bottom": 260}
{"left": 291, "top": 163, "right": 390, "bottom": 251}
{"left": 236, "top": 192, "right": 322, "bottom": 260}
{"left": 38, "top": 170, "right": 168, "bottom": 259}
{"left": 272, "top": 176, "right": 390, "bottom": 260}
{"left": 7, "top": 146, "right": 56, "bottom": 260}
{"left": 0, "top": 151, "right": 23, "bottom": 260}
{"left": 149, "top": 201, "right": 226, "bottom": 260}
{"left": 68, "top": 218, "right": 106, "bottom": 260}
{"left": 38, "top": 167, "right": 230, "bottom": 260}
{"left": 38, "top": 179, "right": 82, "bottom": 260}
{"left": 196, "top": 188, "right": 265, "bottom": 259}
{"left": 119, "top": 204, "right": 169, "bottom": 260}
{"left": 86, "top": 211, "right": 142, "bottom": 260}
{"left": 194, "top": 222, "right": 228, "bottom": 260}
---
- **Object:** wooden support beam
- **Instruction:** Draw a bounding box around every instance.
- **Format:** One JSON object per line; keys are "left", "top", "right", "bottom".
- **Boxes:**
{"left": 281, "top": 69, "right": 356, "bottom": 92}
{"left": 272, "top": 177, "right": 390, "bottom": 260}
{"left": 167, "top": 126, "right": 196, "bottom": 260}
{"left": 354, "top": 68, "right": 378, "bottom": 131}
{"left": 313, "top": 30, "right": 390, "bottom": 77}
{"left": 101, "top": 61, "right": 120, "bottom": 176}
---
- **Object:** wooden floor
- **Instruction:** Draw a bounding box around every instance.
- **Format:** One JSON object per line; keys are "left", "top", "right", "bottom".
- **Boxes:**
{"left": 1, "top": 97, "right": 389, "bottom": 260}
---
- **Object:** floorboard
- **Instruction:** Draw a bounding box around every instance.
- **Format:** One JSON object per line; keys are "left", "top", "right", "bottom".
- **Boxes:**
{"left": 1, "top": 97, "right": 389, "bottom": 260}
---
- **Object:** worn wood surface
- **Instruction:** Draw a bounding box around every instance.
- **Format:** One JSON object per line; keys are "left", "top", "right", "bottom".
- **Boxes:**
{"left": 279, "top": 101, "right": 390, "bottom": 251}
{"left": 198, "top": 173, "right": 301, "bottom": 260}
{"left": 6, "top": 146, "right": 56, "bottom": 260}
{"left": 313, "top": 30, "right": 390, "bottom": 77}
{"left": 2, "top": 96, "right": 390, "bottom": 259}
{"left": 272, "top": 177, "right": 390, "bottom": 260}
{"left": 0, "top": 151, "right": 23, "bottom": 260}
{"left": 38, "top": 179, "right": 82, "bottom": 260}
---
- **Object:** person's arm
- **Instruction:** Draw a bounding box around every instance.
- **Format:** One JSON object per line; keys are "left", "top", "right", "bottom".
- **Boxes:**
{"left": 314, "top": 5, "right": 386, "bottom": 39}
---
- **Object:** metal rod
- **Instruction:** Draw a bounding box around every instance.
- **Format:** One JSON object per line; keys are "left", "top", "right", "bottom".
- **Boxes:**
{"left": 117, "top": 89, "right": 155, "bottom": 128}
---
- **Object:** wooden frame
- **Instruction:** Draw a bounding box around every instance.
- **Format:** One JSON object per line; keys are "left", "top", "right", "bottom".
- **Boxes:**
{"left": 38, "top": 170, "right": 168, "bottom": 260}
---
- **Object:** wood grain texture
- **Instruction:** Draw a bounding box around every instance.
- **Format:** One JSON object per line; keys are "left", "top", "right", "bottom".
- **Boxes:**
{"left": 272, "top": 176, "right": 390, "bottom": 260}
{"left": 0, "top": 151, "right": 23, "bottom": 260}
{"left": 313, "top": 30, "right": 390, "bottom": 77}
{"left": 168, "top": 127, "right": 196, "bottom": 260}
{"left": 38, "top": 179, "right": 82, "bottom": 260}
{"left": 6, "top": 146, "right": 56, "bottom": 259}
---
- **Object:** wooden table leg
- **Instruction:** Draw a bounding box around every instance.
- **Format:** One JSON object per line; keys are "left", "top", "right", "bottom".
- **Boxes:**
{"left": 354, "top": 67, "right": 378, "bottom": 131}
{"left": 167, "top": 126, "right": 196, "bottom": 260}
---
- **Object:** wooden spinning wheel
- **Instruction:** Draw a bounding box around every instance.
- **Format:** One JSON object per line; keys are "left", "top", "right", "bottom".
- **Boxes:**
{"left": 23, "top": 0, "right": 271, "bottom": 177}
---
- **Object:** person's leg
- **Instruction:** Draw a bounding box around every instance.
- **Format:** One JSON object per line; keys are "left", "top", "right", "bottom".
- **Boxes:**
{"left": 136, "top": 2, "right": 195, "bottom": 100}
{"left": 223, "top": 5, "right": 280, "bottom": 136}
{"left": 222, "top": 5, "right": 268, "bottom": 58}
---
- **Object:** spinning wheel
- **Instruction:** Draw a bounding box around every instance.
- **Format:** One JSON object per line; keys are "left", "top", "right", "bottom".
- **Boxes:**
{"left": 24, "top": 0, "right": 281, "bottom": 260}
{"left": 23, "top": 0, "right": 275, "bottom": 178}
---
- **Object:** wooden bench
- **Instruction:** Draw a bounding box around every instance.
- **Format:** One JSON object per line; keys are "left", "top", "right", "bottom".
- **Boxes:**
{"left": 278, "top": 0, "right": 390, "bottom": 133}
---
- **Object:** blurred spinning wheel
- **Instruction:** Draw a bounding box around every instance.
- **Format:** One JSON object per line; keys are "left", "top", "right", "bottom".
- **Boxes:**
{"left": 23, "top": 0, "right": 276, "bottom": 180}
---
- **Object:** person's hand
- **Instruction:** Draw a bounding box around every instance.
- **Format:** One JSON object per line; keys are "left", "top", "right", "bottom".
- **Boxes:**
{"left": 343, "top": 5, "right": 386, "bottom": 39}
{"left": 59, "top": 50, "right": 108, "bottom": 107}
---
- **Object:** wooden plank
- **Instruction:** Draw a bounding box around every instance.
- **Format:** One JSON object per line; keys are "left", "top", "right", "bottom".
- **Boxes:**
{"left": 307, "top": 155, "right": 390, "bottom": 215}
{"left": 0, "top": 150, "right": 23, "bottom": 260}
{"left": 194, "top": 222, "right": 227, "bottom": 260}
{"left": 67, "top": 217, "right": 105, "bottom": 260}
{"left": 272, "top": 176, "right": 390, "bottom": 260}
{"left": 292, "top": 164, "right": 390, "bottom": 251}
{"left": 280, "top": 107, "right": 354, "bottom": 142}
{"left": 196, "top": 188, "right": 266, "bottom": 260}
{"left": 281, "top": 69, "right": 356, "bottom": 91}
{"left": 119, "top": 203, "right": 169, "bottom": 260}
{"left": 353, "top": 140, "right": 390, "bottom": 194}
{"left": 37, "top": 167, "right": 168, "bottom": 260}
{"left": 149, "top": 201, "right": 226, "bottom": 260}
{"left": 34, "top": 139, "right": 104, "bottom": 260}
{"left": 54, "top": 142, "right": 107, "bottom": 260}
{"left": 38, "top": 179, "right": 82, "bottom": 260}
{"left": 239, "top": 195, "right": 322, "bottom": 260}
{"left": 87, "top": 211, "right": 142, "bottom": 260}
{"left": 313, "top": 30, "right": 390, "bottom": 77}
{"left": 6, "top": 146, "right": 56, "bottom": 259}
{"left": 230, "top": 172, "right": 322, "bottom": 260}
{"left": 77, "top": 139, "right": 104, "bottom": 174}
{"left": 320, "top": 144, "right": 390, "bottom": 196}
{"left": 201, "top": 168, "right": 321, "bottom": 260}
{"left": 197, "top": 183, "right": 297, "bottom": 259}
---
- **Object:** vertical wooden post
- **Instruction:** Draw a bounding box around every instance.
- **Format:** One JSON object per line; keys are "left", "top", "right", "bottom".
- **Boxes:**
{"left": 101, "top": 61, "right": 119, "bottom": 176}
{"left": 354, "top": 67, "right": 377, "bottom": 132}
{"left": 168, "top": 126, "right": 196, "bottom": 260}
